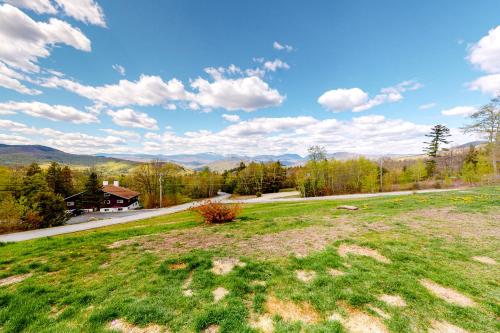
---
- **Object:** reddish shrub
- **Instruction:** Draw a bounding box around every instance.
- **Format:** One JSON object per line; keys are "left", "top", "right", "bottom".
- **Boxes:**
{"left": 193, "top": 200, "right": 241, "bottom": 224}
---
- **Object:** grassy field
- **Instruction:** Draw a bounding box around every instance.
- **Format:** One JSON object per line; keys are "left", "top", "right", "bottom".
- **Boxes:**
{"left": 0, "top": 187, "right": 498, "bottom": 333}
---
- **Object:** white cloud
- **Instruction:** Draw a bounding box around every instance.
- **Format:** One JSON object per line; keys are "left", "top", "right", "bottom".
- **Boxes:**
{"left": 100, "top": 128, "right": 140, "bottom": 140}
{"left": 0, "top": 133, "right": 32, "bottom": 145}
{"left": 419, "top": 102, "right": 436, "bottom": 110}
{"left": 468, "top": 73, "right": 500, "bottom": 96}
{"left": 112, "top": 64, "right": 125, "bottom": 76}
{"left": 42, "top": 75, "right": 187, "bottom": 107}
{"left": 468, "top": 25, "right": 500, "bottom": 74}
{"left": 441, "top": 106, "right": 477, "bottom": 116}
{"left": 0, "top": 62, "right": 41, "bottom": 95}
{"left": 137, "top": 115, "right": 475, "bottom": 156}
{"left": 0, "top": 101, "right": 99, "bottom": 123}
{"left": 107, "top": 108, "right": 158, "bottom": 130}
{"left": 222, "top": 114, "right": 240, "bottom": 122}
{"left": 53, "top": 0, "right": 106, "bottom": 27}
{"left": 191, "top": 75, "right": 285, "bottom": 112}
{"left": 273, "top": 41, "right": 293, "bottom": 52}
{"left": 0, "top": 4, "right": 91, "bottom": 73}
{"left": 317, "top": 88, "right": 368, "bottom": 112}
{"left": 318, "top": 81, "right": 422, "bottom": 112}
{"left": 263, "top": 59, "right": 290, "bottom": 72}
{"left": 4, "top": 0, "right": 56, "bottom": 14}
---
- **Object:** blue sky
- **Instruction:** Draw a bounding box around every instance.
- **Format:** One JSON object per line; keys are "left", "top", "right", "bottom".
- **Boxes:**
{"left": 0, "top": 0, "right": 499, "bottom": 156}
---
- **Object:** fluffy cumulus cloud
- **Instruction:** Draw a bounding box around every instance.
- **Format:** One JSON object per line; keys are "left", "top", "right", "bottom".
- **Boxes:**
{"left": 42, "top": 75, "right": 187, "bottom": 107}
{"left": 467, "top": 25, "right": 500, "bottom": 96}
{"left": 441, "top": 106, "right": 477, "bottom": 116}
{"left": 5, "top": 0, "right": 106, "bottom": 26}
{"left": 318, "top": 81, "right": 422, "bottom": 112}
{"left": 190, "top": 75, "right": 285, "bottom": 112}
{"left": 107, "top": 108, "right": 158, "bottom": 130}
{"left": 318, "top": 88, "right": 368, "bottom": 112}
{"left": 0, "top": 101, "right": 98, "bottom": 123}
{"left": 263, "top": 59, "right": 290, "bottom": 72}
{"left": 273, "top": 41, "right": 293, "bottom": 52}
{"left": 222, "top": 114, "right": 240, "bottom": 122}
{"left": 0, "top": 4, "right": 91, "bottom": 73}
{"left": 0, "top": 62, "right": 41, "bottom": 95}
{"left": 139, "top": 114, "right": 475, "bottom": 156}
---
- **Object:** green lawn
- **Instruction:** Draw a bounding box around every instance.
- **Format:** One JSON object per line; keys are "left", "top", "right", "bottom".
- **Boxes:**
{"left": 0, "top": 187, "right": 498, "bottom": 333}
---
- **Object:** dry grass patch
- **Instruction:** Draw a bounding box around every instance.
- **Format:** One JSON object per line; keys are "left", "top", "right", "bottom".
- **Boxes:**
{"left": 399, "top": 207, "right": 500, "bottom": 240}
{"left": 472, "top": 256, "right": 496, "bottom": 265}
{"left": 265, "top": 295, "right": 320, "bottom": 324}
{"left": 202, "top": 324, "right": 220, "bottom": 333}
{"left": 107, "top": 318, "right": 166, "bottom": 333}
{"left": 168, "top": 262, "right": 187, "bottom": 270}
{"left": 328, "top": 268, "right": 346, "bottom": 277}
{"left": 338, "top": 244, "right": 391, "bottom": 263}
{"left": 249, "top": 314, "right": 274, "bottom": 333}
{"left": 0, "top": 273, "right": 32, "bottom": 287}
{"left": 211, "top": 258, "right": 246, "bottom": 275}
{"left": 295, "top": 270, "right": 316, "bottom": 283}
{"left": 182, "top": 272, "right": 193, "bottom": 297}
{"left": 420, "top": 279, "right": 475, "bottom": 307}
{"left": 428, "top": 320, "right": 470, "bottom": 333}
{"left": 213, "top": 287, "right": 229, "bottom": 302}
{"left": 340, "top": 306, "right": 389, "bottom": 333}
{"left": 377, "top": 294, "right": 406, "bottom": 307}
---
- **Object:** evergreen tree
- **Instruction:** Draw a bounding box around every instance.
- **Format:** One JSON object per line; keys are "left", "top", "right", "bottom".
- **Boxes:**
{"left": 424, "top": 124, "right": 451, "bottom": 176}
{"left": 46, "top": 162, "right": 62, "bottom": 194}
{"left": 60, "top": 166, "right": 74, "bottom": 197}
{"left": 83, "top": 171, "right": 102, "bottom": 210}
{"left": 26, "top": 162, "right": 42, "bottom": 176}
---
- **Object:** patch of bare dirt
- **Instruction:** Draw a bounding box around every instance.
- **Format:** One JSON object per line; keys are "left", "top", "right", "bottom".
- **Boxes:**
{"left": 338, "top": 244, "right": 391, "bottom": 263}
{"left": 398, "top": 207, "right": 500, "bottom": 240}
{"left": 296, "top": 270, "right": 316, "bottom": 282}
{"left": 429, "top": 320, "right": 470, "bottom": 333}
{"left": 420, "top": 279, "right": 475, "bottom": 307}
{"left": 328, "top": 268, "right": 346, "bottom": 277}
{"left": 213, "top": 287, "right": 229, "bottom": 302}
{"left": 378, "top": 294, "right": 406, "bottom": 307}
{"left": 107, "top": 319, "right": 166, "bottom": 333}
{"left": 49, "top": 305, "right": 67, "bottom": 319}
{"left": 182, "top": 272, "right": 193, "bottom": 297}
{"left": 168, "top": 262, "right": 187, "bottom": 270}
{"left": 472, "top": 256, "right": 496, "bottom": 265}
{"left": 123, "top": 222, "right": 357, "bottom": 259}
{"left": 340, "top": 306, "right": 389, "bottom": 333}
{"left": 211, "top": 258, "right": 246, "bottom": 275}
{"left": 265, "top": 295, "right": 320, "bottom": 324}
{"left": 0, "top": 273, "right": 32, "bottom": 287}
{"left": 249, "top": 314, "right": 274, "bottom": 333}
{"left": 202, "top": 324, "right": 219, "bottom": 333}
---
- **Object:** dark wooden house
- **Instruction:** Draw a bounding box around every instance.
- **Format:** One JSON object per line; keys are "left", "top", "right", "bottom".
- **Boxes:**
{"left": 65, "top": 181, "right": 140, "bottom": 213}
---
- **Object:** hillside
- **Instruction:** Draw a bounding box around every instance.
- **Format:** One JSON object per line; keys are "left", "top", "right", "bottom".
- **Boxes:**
{"left": 0, "top": 144, "right": 138, "bottom": 173}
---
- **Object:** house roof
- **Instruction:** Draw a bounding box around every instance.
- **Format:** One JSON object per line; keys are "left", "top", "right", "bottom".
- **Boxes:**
{"left": 102, "top": 185, "right": 139, "bottom": 199}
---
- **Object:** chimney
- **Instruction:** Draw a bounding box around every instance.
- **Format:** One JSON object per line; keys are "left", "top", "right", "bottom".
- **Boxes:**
{"left": 113, "top": 180, "right": 119, "bottom": 187}
{"left": 103, "top": 180, "right": 109, "bottom": 186}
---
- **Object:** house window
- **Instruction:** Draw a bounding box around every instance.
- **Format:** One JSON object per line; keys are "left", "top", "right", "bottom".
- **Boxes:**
{"left": 116, "top": 199, "right": 123, "bottom": 204}
{"left": 118, "top": 208, "right": 123, "bottom": 211}
{"left": 67, "top": 201, "right": 74, "bottom": 207}
{"left": 104, "top": 200, "right": 111, "bottom": 204}
{"left": 104, "top": 193, "right": 110, "bottom": 197}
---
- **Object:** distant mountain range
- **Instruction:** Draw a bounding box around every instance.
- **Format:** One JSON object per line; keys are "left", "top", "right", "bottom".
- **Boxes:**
{"left": 0, "top": 141, "right": 487, "bottom": 172}
{"left": 0, "top": 144, "right": 137, "bottom": 173}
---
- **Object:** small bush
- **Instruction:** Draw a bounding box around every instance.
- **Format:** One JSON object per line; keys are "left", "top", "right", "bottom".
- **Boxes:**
{"left": 256, "top": 191, "right": 262, "bottom": 197}
{"left": 193, "top": 200, "right": 241, "bottom": 224}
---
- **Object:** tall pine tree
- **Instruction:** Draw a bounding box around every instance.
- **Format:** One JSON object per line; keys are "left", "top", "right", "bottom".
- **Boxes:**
{"left": 424, "top": 124, "right": 451, "bottom": 177}
{"left": 83, "top": 171, "right": 102, "bottom": 210}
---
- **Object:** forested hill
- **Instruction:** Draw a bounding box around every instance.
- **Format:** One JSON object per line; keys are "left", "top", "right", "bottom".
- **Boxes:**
{"left": 0, "top": 144, "right": 137, "bottom": 170}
